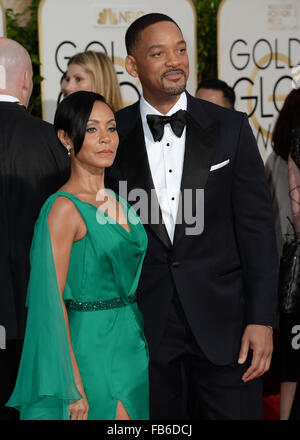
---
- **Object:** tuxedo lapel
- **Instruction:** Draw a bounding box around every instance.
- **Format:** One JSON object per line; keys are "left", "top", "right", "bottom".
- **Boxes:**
{"left": 117, "top": 117, "right": 172, "bottom": 249}
{"left": 173, "top": 112, "right": 220, "bottom": 247}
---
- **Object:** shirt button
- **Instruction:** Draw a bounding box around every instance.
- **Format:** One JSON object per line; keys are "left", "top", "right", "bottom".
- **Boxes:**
{"left": 166, "top": 143, "right": 170, "bottom": 147}
{"left": 171, "top": 197, "right": 175, "bottom": 201}
{"left": 172, "top": 261, "right": 180, "bottom": 267}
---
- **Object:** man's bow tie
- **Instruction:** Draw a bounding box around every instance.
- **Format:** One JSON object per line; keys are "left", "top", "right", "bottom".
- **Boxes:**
{"left": 146, "top": 109, "right": 187, "bottom": 142}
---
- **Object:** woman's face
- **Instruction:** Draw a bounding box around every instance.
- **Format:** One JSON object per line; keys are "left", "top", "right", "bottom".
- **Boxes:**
{"left": 63, "top": 63, "right": 93, "bottom": 97}
{"left": 74, "top": 100, "right": 119, "bottom": 170}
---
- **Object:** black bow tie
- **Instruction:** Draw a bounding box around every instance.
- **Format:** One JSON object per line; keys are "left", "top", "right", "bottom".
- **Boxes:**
{"left": 146, "top": 109, "right": 187, "bottom": 142}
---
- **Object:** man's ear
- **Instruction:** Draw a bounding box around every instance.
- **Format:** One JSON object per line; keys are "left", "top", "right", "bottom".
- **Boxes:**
{"left": 20, "top": 70, "right": 33, "bottom": 108}
{"left": 125, "top": 55, "right": 139, "bottom": 78}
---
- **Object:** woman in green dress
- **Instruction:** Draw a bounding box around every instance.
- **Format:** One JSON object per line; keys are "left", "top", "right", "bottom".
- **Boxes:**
{"left": 6, "top": 91, "right": 149, "bottom": 420}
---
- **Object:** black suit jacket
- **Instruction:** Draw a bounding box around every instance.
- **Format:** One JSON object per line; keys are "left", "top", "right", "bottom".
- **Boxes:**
{"left": 111, "top": 92, "right": 279, "bottom": 365}
{"left": 0, "top": 102, "right": 70, "bottom": 340}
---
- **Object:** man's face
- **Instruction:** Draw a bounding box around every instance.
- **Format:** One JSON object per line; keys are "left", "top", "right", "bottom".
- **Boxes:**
{"left": 126, "top": 21, "right": 189, "bottom": 102}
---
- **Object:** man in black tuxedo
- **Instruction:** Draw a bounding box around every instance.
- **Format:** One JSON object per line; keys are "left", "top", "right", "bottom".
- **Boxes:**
{"left": 112, "top": 14, "right": 278, "bottom": 419}
{"left": 0, "top": 38, "right": 69, "bottom": 419}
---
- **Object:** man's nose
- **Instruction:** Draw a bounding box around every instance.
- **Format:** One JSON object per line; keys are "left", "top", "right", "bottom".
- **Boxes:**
{"left": 165, "top": 51, "right": 181, "bottom": 67}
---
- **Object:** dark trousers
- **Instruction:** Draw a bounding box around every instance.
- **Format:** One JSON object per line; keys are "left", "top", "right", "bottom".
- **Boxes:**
{"left": 0, "top": 339, "right": 23, "bottom": 420}
{"left": 149, "top": 295, "right": 263, "bottom": 420}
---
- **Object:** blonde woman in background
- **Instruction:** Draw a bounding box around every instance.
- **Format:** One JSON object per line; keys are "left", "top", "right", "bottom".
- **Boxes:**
{"left": 63, "top": 51, "right": 123, "bottom": 112}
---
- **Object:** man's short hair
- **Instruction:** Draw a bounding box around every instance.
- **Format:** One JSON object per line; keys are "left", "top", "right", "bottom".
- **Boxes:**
{"left": 196, "top": 78, "right": 236, "bottom": 109}
{"left": 125, "top": 13, "right": 181, "bottom": 55}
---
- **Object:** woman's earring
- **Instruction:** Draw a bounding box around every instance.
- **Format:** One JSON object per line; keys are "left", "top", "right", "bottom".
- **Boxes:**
{"left": 66, "top": 144, "right": 71, "bottom": 157}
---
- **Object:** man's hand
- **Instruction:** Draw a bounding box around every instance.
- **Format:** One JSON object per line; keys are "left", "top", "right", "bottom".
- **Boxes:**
{"left": 238, "top": 324, "right": 273, "bottom": 382}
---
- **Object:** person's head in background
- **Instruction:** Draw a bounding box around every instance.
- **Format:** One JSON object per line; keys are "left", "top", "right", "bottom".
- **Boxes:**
{"left": 272, "top": 88, "right": 300, "bottom": 161}
{"left": 0, "top": 37, "right": 33, "bottom": 108}
{"left": 196, "top": 78, "right": 235, "bottom": 109}
{"left": 63, "top": 51, "right": 123, "bottom": 112}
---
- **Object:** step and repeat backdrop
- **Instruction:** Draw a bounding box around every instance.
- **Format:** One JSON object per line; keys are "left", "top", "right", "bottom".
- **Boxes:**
{"left": 37, "top": 0, "right": 197, "bottom": 123}
{"left": 218, "top": 0, "right": 300, "bottom": 161}
{"left": 0, "top": 1, "right": 5, "bottom": 36}
{"left": 0, "top": 0, "right": 6, "bottom": 88}
{"left": 2, "top": 0, "right": 300, "bottom": 162}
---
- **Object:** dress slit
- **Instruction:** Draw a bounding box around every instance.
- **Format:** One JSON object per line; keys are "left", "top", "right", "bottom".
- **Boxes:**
{"left": 114, "top": 399, "right": 131, "bottom": 420}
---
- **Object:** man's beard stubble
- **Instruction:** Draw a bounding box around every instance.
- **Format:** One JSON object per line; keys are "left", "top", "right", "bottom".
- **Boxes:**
{"left": 160, "top": 69, "right": 187, "bottom": 96}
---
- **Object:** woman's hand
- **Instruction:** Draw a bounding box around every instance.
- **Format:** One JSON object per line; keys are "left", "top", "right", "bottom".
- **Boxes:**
{"left": 69, "top": 394, "right": 89, "bottom": 420}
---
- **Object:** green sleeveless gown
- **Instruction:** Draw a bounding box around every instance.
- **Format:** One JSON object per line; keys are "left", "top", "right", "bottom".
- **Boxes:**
{"left": 6, "top": 191, "right": 149, "bottom": 420}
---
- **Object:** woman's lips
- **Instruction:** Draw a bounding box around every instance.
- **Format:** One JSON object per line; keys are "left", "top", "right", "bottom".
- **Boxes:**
{"left": 97, "top": 150, "right": 113, "bottom": 155}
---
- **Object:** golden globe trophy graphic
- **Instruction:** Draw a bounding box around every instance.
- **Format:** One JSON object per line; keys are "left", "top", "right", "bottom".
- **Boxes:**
{"left": 244, "top": 52, "right": 294, "bottom": 152}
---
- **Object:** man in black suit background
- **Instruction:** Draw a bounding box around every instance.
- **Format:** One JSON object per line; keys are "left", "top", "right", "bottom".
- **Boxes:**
{"left": 0, "top": 38, "right": 69, "bottom": 419}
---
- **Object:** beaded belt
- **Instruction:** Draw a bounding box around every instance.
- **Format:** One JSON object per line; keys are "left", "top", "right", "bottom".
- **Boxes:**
{"left": 65, "top": 293, "right": 136, "bottom": 311}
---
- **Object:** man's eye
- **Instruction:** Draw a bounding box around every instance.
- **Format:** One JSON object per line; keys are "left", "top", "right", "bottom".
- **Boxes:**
{"left": 153, "top": 52, "right": 162, "bottom": 57}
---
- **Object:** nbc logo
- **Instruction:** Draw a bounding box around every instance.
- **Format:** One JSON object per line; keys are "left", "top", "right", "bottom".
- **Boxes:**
{"left": 98, "top": 8, "right": 118, "bottom": 25}
{"left": 97, "top": 8, "right": 144, "bottom": 26}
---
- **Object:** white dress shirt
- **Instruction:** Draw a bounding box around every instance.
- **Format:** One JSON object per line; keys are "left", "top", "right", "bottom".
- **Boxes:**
{"left": 140, "top": 92, "right": 187, "bottom": 243}
{"left": 0, "top": 94, "right": 19, "bottom": 103}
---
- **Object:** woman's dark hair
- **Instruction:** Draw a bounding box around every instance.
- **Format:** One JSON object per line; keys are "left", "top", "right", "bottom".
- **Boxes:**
{"left": 54, "top": 90, "right": 107, "bottom": 155}
{"left": 272, "top": 88, "right": 300, "bottom": 161}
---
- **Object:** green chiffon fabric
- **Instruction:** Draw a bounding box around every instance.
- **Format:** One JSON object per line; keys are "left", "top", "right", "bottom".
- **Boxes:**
{"left": 6, "top": 191, "right": 149, "bottom": 420}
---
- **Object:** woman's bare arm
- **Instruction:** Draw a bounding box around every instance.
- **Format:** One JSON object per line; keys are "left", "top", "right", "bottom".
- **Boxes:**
{"left": 48, "top": 197, "right": 89, "bottom": 420}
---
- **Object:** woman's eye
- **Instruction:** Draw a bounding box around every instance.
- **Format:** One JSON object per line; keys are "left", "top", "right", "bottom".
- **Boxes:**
{"left": 108, "top": 126, "right": 117, "bottom": 132}
{"left": 75, "top": 76, "right": 82, "bottom": 83}
{"left": 86, "top": 127, "right": 96, "bottom": 133}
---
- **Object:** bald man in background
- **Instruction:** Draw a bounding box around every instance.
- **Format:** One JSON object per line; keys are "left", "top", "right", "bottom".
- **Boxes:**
{"left": 0, "top": 38, "right": 69, "bottom": 419}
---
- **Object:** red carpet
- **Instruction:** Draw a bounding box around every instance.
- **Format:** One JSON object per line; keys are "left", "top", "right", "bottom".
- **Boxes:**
{"left": 263, "top": 394, "right": 280, "bottom": 419}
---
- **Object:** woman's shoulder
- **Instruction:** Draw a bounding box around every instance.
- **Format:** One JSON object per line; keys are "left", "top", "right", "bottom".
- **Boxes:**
{"left": 39, "top": 192, "right": 82, "bottom": 226}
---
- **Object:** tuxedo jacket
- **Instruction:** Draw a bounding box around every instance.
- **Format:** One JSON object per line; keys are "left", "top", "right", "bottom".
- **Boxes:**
{"left": 0, "top": 102, "right": 70, "bottom": 340}
{"left": 112, "top": 92, "right": 279, "bottom": 365}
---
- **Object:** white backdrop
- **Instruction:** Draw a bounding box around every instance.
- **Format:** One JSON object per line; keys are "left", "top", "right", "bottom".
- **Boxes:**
{"left": 0, "top": 1, "right": 5, "bottom": 37}
{"left": 38, "top": 0, "right": 197, "bottom": 122}
{"left": 218, "top": 0, "right": 300, "bottom": 162}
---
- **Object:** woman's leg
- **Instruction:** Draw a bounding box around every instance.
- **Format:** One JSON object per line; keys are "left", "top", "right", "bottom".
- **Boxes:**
{"left": 115, "top": 400, "right": 130, "bottom": 420}
{"left": 280, "top": 382, "right": 297, "bottom": 420}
